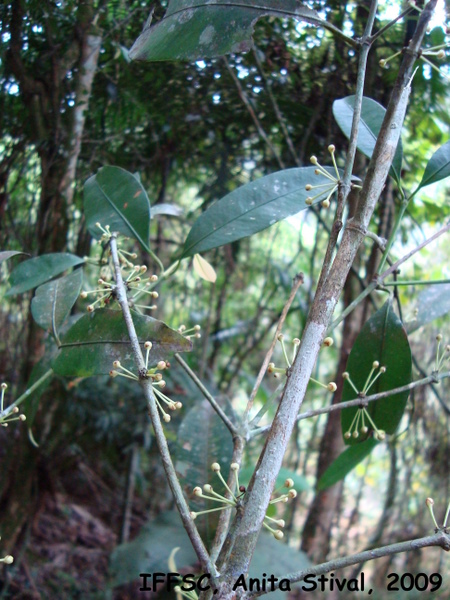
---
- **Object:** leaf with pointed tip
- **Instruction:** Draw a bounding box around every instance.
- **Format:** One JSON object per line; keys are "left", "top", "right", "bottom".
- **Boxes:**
{"left": 6, "top": 253, "right": 84, "bottom": 296}
{"left": 181, "top": 166, "right": 339, "bottom": 257}
{"left": 333, "top": 96, "right": 403, "bottom": 182}
{"left": 31, "top": 269, "right": 83, "bottom": 338}
{"left": 0, "top": 251, "right": 30, "bottom": 265}
{"left": 52, "top": 309, "right": 191, "bottom": 377}
{"left": 341, "top": 300, "right": 412, "bottom": 445}
{"left": 416, "top": 140, "right": 450, "bottom": 190}
{"left": 317, "top": 438, "right": 379, "bottom": 490}
{"left": 84, "top": 166, "right": 151, "bottom": 252}
{"left": 130, "top": 1, "right": 324, "bottom": 62}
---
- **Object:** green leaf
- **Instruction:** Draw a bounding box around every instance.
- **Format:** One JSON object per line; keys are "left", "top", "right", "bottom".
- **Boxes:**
{"left": 109, "top": 512, "right": 198, "bottom": 588}
{"left": 317, "top": 438, "right": 379, "bottom": 490}
{"left": 341, "top": 299, "right": 412, "bottom": 445}
{"left": 406, "top": 283, "right": 450, "bottom": 333}
{"left": 333, "top": 96, "right": 403, "bottom": 182}
{"left": 175, "top": 399, "right": 234, "bottom": 542}
{"left": 416, "top": 140, "right": 450, "bottom": 190}
{"left": 6, "top": 253, "right": 84, "bottom": 296}
{"left": 129, "top": 1, "right": 323, "bottom": 62}
{"left": 181, "top": 166, "right": 339, "bottom": 257}
{"left": 84, "top": 166, "right": 151, "bottom": 252}
{"left": 52, "top": 308, "right": 191, "bottom": 377}
{"left": 109, "top": 511, "right": 311, "bottom": 595}
{"left": 31, "top": 269, "right": 83, "bottom": 338}
{"left": 0, "top": 250, "right": 29, "bottom": 265}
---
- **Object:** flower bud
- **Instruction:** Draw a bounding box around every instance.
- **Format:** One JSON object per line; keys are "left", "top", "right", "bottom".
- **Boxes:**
{"left": 327, "top": 382, "right": 337, "bottom": 392}
{"left": 144, "top": 341, "right": 152, "bottom": 349}
{"left": 113, "top": 360, "right": 121, "bottom": 368}
{"left": 193, "top": 486, "right": 203, "bottom": 496}
{"left": 273, "top": 530, "right": 284, "bottom": 540}
{"left": 323, "top": 337, "right": 333, "bottom": 347}
{"left": 211, "top": 462, "right": 221, "bottom": 472}
{"left": 284, "top": 478, "right": 294, "bottom": 488}
{"left": 230, "top": 463, "right": 240, "bottom": 471}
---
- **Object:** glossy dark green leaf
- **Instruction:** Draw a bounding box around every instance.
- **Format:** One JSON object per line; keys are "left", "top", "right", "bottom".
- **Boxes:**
{"left": 317, "top": 438, "right": 379, "bottom": 490}
{"left": 129, "top": 1, "right": 323, "bottom": 62}
{"left": 333, "top": 96, "right": 403, "bottom": 182}
{"left": 84, "top": 166, "right": 151, "bottom": 252}
{"left": 52, "top": 308, "right": 191, "bottom": 377}
{"left": 416, "top": 140, "right": 450, "bottom": 190}
{"left": 341, "top": 300, "right": 412, "bottom": 445}
{"left": 6, "top": 253, "right": 84, "bottom": 296}
{"left": 31, "top": 269, "right": 83, "bottom": 337}
{"left": 406, "top": 283, "right": 450, "bottom": 333}
{"left": 181, "top": 166, "right": 339, "bottom": 257}
{"left": 0, "top": 250, "right": 29, "bottom": 265}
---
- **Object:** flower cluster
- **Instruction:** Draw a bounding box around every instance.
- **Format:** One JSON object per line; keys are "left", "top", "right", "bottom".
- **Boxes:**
{"left": 306, "top": 146, "right": 342, "bottom": 208}
{"left": 379, "top": 25, "right": 449, "bottom": 81}
{"left": 109, "top": 341, "right": 180, "bottom": 423}
{"left": 267, "top": 334, "right": 337, "bottom": 392}
{"left": 0, "top": 383, "right": 26, "bottom": 428}
{"left": 190, "top": 463, "right": 297, "bottom": 541}
{"left": 80, "top": 224, "right": 160, "bottom": 314}
{"left": 342, "top": 361, "right": 387, "bottom": 441}
{"left": 177, "top": 324, "right": 201, "bottom": 341}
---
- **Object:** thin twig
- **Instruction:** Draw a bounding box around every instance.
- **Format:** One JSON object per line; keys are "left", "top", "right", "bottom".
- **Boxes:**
{"left": 243, "top": 273, "right": 304, "bottom": 421}
{"left": 251, "top": 44, "right": 300, "bottom": 166}
{"left": 109, "top": 235, "right": 216, "bottom": 578}
{"left": 330, "top": 220, "right": 450, "bottom": 332}
{"left": 250, "top": 370, "right": 450, "bottom": 437}
{"left": 314, "top": 4, "right": 376, "bottom": 296}
{"left": 222, "top": 57, "right": 285, "bottom": 168}
{"left": 246, "top": 530, "right": 450, "bottom": 598}
{"left": 174, "top": 353, "right": 239, "bottom": 436}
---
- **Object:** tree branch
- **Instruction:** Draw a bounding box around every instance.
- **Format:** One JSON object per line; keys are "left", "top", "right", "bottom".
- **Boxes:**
{"left": 246, "top": 530, "right": 450, "bottom": 598}
{"left": 109, "top": 235, "right": 216, "bottom": 579}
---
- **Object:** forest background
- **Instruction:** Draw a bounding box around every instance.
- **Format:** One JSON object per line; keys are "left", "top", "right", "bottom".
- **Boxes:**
{"left": 0, "top": 0, "right": 449, "bottom": 598}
